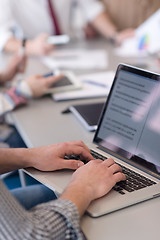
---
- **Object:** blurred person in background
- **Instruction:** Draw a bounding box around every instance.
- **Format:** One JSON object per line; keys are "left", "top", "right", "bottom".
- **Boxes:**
{"left": 0, "top": 0, "right": 139, "bottom": 56}
{"left": 0, "top": 53, "right": 62, "bottom": 148}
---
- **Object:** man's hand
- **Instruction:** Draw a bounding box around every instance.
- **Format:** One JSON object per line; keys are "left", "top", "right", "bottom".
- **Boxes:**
{"left": 114, "top": 28, "right": 135, "bottom": 45}
{"left": 0, "top": 54, "right": 26, "bottom": 84}
{"left": 25, "top": 73, "right": 63, "bottom": 97}
{"left": 0, "top": 141, "right": 93, "bottom": 174}
{"left": 71, "top": 158, "right": 126, "bottom": 200}
{"left": 28, "top": 141, "right": 93, "bottom": 171}
{"left": 26, "top": 33, "right": 54, "bottom": 56}
{"left": 61, "top": 158, "right": 126, "bottom": 216}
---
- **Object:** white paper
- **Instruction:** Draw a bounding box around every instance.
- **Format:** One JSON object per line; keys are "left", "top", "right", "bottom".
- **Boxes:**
{"left": 42, "top": 49, "right": 108, "bottom": 70}
{"left": 115, "top": 8, "right": 160, "bottom": 57}
{"left": 52, "top": 71, "right": 114, "bottom": 101}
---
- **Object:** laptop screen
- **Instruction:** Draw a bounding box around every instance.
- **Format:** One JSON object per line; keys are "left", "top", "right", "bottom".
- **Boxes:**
{"left": 94, "top": 64, "right": 160, "bottom": 176}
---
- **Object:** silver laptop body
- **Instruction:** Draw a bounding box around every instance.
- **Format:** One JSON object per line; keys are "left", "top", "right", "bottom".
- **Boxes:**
{"left": 87, "top": 64, "right": 160, "bottom": 217}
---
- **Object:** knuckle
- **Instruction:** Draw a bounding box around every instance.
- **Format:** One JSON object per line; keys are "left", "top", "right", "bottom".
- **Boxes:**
{"left": 61, "top": 142, "right": 68, "bottom": 148}
{"left": 70, "top": 160, "right": 78, "bottom": 169}
{"left": 88, "top": 159, "right": 95, "bottom": 165}
{"left": 78, "top": 140, "right": 84, "bottom": 146}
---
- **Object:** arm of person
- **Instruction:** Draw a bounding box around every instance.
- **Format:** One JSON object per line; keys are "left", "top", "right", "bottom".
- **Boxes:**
{"left": 0, "top": 141, "right": 125, "bottom": 239}
{"left": 0, "top": 140, "right": 125, "bottom": 212}
{"left": 81, "top": 0, "right": 134, "bottom": 44}
{"left": 0, "top": 179, "right": 85, "bottom": 239}
{"left": 91, "top": 11, "right": 117, "bottom": 40}
{"left": 0, "top": 53, "right": 28, "bottom": 116}
{"left": 91, "top": 11, "right": 135, "bottom": 45}
{"left": 4, "top": 34, "right": 54, "bottom": 56}
{"left": 60, "top": 158, "right": 126, "bottom": 217}
{"left": 0, "top": 141, "right": 93, "bottom": 174}
{"left": 0, "top": 0, "right": 54, "bottom": 55}
{"left": 0, "top": 53, "right": 27, "bottom": 84}
{"left": 81, "top": 0, "right": 117, "bottom": 39}
{"left": 0, "top": 71, "right": 63, "bottom": 116}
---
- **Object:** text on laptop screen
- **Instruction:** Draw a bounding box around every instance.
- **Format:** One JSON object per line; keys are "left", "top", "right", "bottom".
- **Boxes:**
{"left": 95, "top": 67, "right": 160, "bottom": 175}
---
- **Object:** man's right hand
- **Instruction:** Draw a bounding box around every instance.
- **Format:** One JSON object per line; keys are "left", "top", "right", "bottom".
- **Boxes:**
{"left": 25, "top": 73, "right": 63, "bottom": 97}
{"left": 60, "top": 158, "right": 126, "bottom": 217}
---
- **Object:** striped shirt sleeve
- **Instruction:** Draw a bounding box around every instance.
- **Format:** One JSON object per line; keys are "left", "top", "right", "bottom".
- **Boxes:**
{"left": 0, "top": 180, "right": 86, "bottom": 240}
{"left": 0, "top": 79, "right": 33, "bottom": 116}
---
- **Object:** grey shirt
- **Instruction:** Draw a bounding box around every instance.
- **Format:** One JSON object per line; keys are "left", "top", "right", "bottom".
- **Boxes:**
{"left": 0, "top": 179, "right": 85, "bottom": 240}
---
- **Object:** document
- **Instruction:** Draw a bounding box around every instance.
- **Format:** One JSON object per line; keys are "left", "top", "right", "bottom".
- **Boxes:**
{"left": 52, "top": 71, "right": 115, "bottom": 101}
{"left": 98, "top": 68, "right": 160, "bottom": 167}
{"left": 115, "top": 8, "right": 160, "bottom": 57}
{"left": 41, "top": 49, "right": 108, "bottom": 70}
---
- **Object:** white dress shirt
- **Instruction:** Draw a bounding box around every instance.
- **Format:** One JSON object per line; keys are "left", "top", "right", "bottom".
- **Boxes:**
{"left": 0, "top": 0, "right": 104, "bottom": 50}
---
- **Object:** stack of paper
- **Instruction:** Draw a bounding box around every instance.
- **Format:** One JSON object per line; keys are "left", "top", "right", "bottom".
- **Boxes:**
{"left": 52, "top": 71, "right": 115, "bottom": 101}
{"left": 42, "top": 49, "right": 108, "bottom": 70}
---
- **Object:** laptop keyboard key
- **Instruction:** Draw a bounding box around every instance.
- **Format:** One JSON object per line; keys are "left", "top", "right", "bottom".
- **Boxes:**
{"left": 90, "top": 150, "right": 107, "bottom": 160}
{"left": 64, "top": 155, "right": 88, "bottom": 164}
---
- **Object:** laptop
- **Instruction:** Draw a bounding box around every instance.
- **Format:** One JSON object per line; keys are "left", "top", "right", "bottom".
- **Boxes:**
{"left": 85, "top": 63, "right": 160, "bottom": 217}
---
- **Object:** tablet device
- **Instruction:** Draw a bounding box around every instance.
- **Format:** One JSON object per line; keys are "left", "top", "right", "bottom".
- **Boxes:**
{"left": 45, "top": 71, "right": 82, "bottom": 94}
{"left": 69, "top": 102, "right": 105, "bottom": 131}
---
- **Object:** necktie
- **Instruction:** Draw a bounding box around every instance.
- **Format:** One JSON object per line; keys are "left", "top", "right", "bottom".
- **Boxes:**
{"left": 47, "top": 0, "right": 61, "bottom": 35}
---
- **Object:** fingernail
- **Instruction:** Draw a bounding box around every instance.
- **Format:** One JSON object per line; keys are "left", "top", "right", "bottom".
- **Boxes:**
{"left": 78, "top": 161, "right": 84, "bottom": 168}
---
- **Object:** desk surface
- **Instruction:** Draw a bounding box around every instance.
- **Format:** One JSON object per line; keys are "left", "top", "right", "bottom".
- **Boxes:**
{"left": 10, "top": 39, "right": 160, "bottom": 240}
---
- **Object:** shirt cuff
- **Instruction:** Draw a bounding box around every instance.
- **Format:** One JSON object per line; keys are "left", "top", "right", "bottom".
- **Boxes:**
{"left": 15, "top": 80, "right": 33, "bottom": 99}
{"left": 32, "top": 198, "right": 85, "bottom": 239}
{"left": 0, "top": 31, "right": 13, "bottom": 51}
{"left": 49, "top": 199, "right": 80, "bottom": 225}
{"left": 5, "top": 87, "right": 28, "bottom": 109}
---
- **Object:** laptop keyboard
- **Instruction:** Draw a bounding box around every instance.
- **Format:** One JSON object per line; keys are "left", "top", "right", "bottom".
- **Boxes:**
{"left": 64, "top": 150, "right": 156, "bottom": 194}
{"left": 90, "top": 150, "right": 156, "bottom": 195}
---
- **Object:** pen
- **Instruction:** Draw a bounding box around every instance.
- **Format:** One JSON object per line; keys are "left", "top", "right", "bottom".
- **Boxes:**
{"left": 43, "top": 69, "right": 61, "bottom": 78}
{"left": 83, "top": 80, "right": 107, "bottom": 88}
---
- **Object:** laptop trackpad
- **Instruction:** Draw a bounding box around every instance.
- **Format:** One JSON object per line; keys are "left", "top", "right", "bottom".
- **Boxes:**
{"left": 87, "top": 190, "right": 120, "bottom": 217}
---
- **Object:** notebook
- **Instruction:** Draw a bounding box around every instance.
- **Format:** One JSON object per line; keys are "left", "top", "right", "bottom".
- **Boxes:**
{"left": 84, "top": 63, "right": 160, "bottom": 217}
{"left": 52, "top": 71, "right": 114, "bottom": 101}
{"left": 69, "top": 102, "right": 104, "bottom": 131}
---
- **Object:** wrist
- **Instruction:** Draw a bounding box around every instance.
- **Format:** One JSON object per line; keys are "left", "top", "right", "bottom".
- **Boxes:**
{"left": 0, "top": 148, "right": 31, "bottom": 174}
{"left": 22, "top": 148, "right": 36, "bottom": 168}
{"left": 60, "top": 181, "right": 93, "bottom": 217}
{"left": 17, "top": 148, "right": 37, "bottom": 169}
{"left": 16, "top": 80, "right": 33, "bottom": 98}
{"left": 5, "top": 87, "right": 28, "bottom": 107}
{"left": 18, "top": 38, "right": 27, "bottom": 56}
{"left": 109, "top": 32, "right": 118, "bottom": 45}
{"left": 17, "top": 148, "right": 32, "bottom": 168}
{"left": 0, "top": 71, "right": 9, "bottom": 84}
{"left": 25, "top": 39, "right": 34, "bottom": 56}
